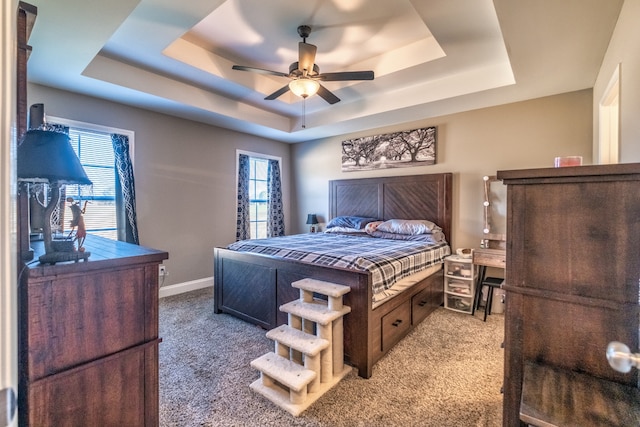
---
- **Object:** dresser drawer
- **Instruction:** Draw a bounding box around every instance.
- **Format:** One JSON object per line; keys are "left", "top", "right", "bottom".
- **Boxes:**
{"left": 28, "top": 342, "right": 159, "bottom": 427}
{"left": 381, "top": 302, "right": 412, "bottom": 353}
{"left": 25, "top": 266, "right": 151, "bottom": 380}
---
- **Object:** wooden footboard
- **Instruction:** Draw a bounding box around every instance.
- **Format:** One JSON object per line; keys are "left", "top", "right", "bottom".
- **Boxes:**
{"left": 214, "top": 247, "right": 443, "bottom": 378}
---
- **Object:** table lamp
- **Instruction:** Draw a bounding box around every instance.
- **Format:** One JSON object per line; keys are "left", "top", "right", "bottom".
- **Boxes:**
{"left": 18, "top": 129, "right": 93, "bottom": 264}
{"left": 306, "top": 213, "right": 318, "bottom": 233}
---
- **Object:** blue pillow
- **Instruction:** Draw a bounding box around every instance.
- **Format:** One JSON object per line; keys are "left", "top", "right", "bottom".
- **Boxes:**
{"left": 326, "top": 215, "right": 379, "bottom": 230}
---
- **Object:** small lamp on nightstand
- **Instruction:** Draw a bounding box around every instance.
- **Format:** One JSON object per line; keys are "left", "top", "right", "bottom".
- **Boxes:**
{"left": 18, "top": 129, "right": 93, "bottom": 264}
{"left": 306, "top": 214, "right": 319, "bottom": 233}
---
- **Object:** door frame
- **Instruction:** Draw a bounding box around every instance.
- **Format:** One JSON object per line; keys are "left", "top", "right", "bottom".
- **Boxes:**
{"left": 1, "top": 0, "right": 19, "bottom": 426}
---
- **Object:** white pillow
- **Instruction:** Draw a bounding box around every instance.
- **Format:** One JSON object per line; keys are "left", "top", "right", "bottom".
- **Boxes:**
{"left": 376, "top": 219, "right": 441, "bottom": 235}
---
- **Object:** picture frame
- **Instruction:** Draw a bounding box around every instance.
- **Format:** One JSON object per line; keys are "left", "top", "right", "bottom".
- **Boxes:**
{"left": 341, "top": 126, "right": 436, "bottom": 171}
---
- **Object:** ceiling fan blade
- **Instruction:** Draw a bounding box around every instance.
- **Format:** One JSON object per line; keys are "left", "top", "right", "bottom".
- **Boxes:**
{"left": 264, "top": 84, "right": 291, "bottom": 100}
{"left": 232, "top": 65, "right": 289, "bottom": 78}
{"left": 316, "top": 71, "right": 373, "bottom": 82}
{"left": 298, "top": 42, "right": 317, "bottom": 74}
{"left": 316, "top": 84, "right": 340, "bottom": 104}
{"left": 318, "top": 70, "right": 374, "bottom": 81}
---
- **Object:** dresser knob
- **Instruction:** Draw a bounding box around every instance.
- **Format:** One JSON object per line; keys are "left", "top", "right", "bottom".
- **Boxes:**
{"left": 607, "top": 341, "right": 640, "bottom": 373}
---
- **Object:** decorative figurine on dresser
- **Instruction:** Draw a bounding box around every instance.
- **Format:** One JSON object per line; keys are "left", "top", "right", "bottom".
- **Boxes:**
{"left": 497, "top": 163, "right": 640, "bottom": 426}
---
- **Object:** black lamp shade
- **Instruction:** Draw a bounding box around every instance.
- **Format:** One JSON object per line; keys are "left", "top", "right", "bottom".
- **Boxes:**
{"left": 18, "top": 130, "right": 92, "bottom": 185}
{"left": 306, "top": 214, "right": 318, "bottom": 225}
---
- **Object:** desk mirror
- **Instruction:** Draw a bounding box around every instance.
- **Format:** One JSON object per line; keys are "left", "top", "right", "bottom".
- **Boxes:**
{"left": 482, "top": 175, "right": 506, "bottom": 249}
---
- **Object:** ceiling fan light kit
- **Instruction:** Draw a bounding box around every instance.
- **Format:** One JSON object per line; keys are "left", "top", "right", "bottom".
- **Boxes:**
{"left": 232, "top": 25, "right": 374, "bottom": 105}
{"left": 289, "top": 78, "right": 320, "bottom": 98}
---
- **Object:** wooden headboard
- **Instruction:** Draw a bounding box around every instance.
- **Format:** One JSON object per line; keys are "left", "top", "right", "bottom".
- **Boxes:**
{"left": 328, "top": 173, "right": 453, "bottom": 244}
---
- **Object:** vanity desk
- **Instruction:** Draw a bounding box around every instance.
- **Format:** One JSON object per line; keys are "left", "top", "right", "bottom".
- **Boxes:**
{"left": 472, "top": 247, "right": 505, "bottom": 281}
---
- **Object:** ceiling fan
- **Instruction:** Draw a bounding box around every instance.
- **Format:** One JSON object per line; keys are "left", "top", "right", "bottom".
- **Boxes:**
{"left": 232, "top": 25, "right": 374, "bottom": 104}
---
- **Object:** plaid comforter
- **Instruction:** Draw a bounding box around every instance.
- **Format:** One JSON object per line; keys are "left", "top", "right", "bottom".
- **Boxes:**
{"left": 227, "top": 233, "right": 451, "bottom": 296}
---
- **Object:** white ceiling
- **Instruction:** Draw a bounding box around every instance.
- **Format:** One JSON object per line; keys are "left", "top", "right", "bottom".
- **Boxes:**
{"left": 25, "top": 0, "right": 623, "bottom": 143}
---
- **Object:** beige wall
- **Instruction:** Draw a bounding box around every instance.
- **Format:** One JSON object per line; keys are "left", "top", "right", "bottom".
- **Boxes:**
{"left": 29, "top": 84, "right": 291, "bottom": 286}
{"left": 291, "top": 90, "right": 593, "bottom": 250}
{"left": 593, "top": 0, "right": 640, "bottom": 163}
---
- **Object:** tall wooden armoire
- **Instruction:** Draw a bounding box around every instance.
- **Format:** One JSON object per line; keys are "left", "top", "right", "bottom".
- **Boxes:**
{"left": 498, "top": 163, "right": 640, "bottom": 426}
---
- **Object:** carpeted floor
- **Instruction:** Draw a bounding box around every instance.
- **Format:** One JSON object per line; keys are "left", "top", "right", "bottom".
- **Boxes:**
{"left": 159, "top": 287, "right": 504, "bottom": 427}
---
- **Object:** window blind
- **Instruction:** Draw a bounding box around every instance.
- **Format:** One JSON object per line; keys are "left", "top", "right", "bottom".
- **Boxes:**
{"left": 64, "top": 127, "right": 117, "bottom": 239}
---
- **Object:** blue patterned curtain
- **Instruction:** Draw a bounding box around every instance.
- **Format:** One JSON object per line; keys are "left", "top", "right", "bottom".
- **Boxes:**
{"left": 267, "top": 159, "right": 285, "bottom": 237}
{"left": 111, "top": 134, "right": 139, "bottom": 244}
{"left": 235, "top": 154, "right": 250, "bottom": 241}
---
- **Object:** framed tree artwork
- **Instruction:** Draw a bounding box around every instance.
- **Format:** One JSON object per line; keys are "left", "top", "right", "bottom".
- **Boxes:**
{"left": 341, "top": 126, "right": 436, "bottom": 171}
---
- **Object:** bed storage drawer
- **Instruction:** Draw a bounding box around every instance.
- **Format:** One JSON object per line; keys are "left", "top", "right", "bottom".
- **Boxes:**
{"left": 412, "top": 283, "right": 441, "bottom": 324}
{"left": 381, "top": 302, "right": 412, "bottom": 352}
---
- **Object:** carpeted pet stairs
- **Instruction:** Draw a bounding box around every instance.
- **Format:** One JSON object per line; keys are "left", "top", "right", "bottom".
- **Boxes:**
{"left": 250, "top": 278, "right": 352, "bottom": 416}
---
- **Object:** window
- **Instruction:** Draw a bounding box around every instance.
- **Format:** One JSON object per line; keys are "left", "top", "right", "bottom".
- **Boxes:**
{"left": 248, "top": 157, "right": 269, "bottom": 238}
{"left": 49, "top": 118, "right": 134, "bottom": 241}
{"left": 237, "top": 151, "right": 282, "bottom": 240}
{"left": 64, "top": 127, "right": 116, "bottom": 239}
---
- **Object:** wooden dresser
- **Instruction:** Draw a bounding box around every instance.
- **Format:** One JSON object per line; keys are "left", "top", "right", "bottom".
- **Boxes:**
{"left": 18, "top": 235, "right": 168, "bottom": 426}
{"left": 497, "top": 163, "right": 640, "bottom": 426}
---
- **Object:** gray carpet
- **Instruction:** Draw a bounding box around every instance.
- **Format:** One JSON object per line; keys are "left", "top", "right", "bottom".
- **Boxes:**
{"left": 159, "top": 287, "right": 504, "bottom": 427}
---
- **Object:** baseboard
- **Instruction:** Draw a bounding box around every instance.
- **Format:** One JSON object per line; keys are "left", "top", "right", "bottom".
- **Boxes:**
{"left": 159, "top": 276, "right": 213, "bottom": 298}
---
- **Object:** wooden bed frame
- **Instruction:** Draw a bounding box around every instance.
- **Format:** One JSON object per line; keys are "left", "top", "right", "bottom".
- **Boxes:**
{"left": 214, "top": 173, "right": 452, "bottom": 378}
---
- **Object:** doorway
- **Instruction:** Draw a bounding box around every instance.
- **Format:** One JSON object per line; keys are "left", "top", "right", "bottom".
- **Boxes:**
{"left": 598, "top": 64, "right": 620, "bottom": 164}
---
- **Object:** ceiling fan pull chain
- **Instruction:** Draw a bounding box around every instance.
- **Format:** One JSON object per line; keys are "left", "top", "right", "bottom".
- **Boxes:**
{"left": 302, "top": 98, "right": 307, "bottom": 129}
